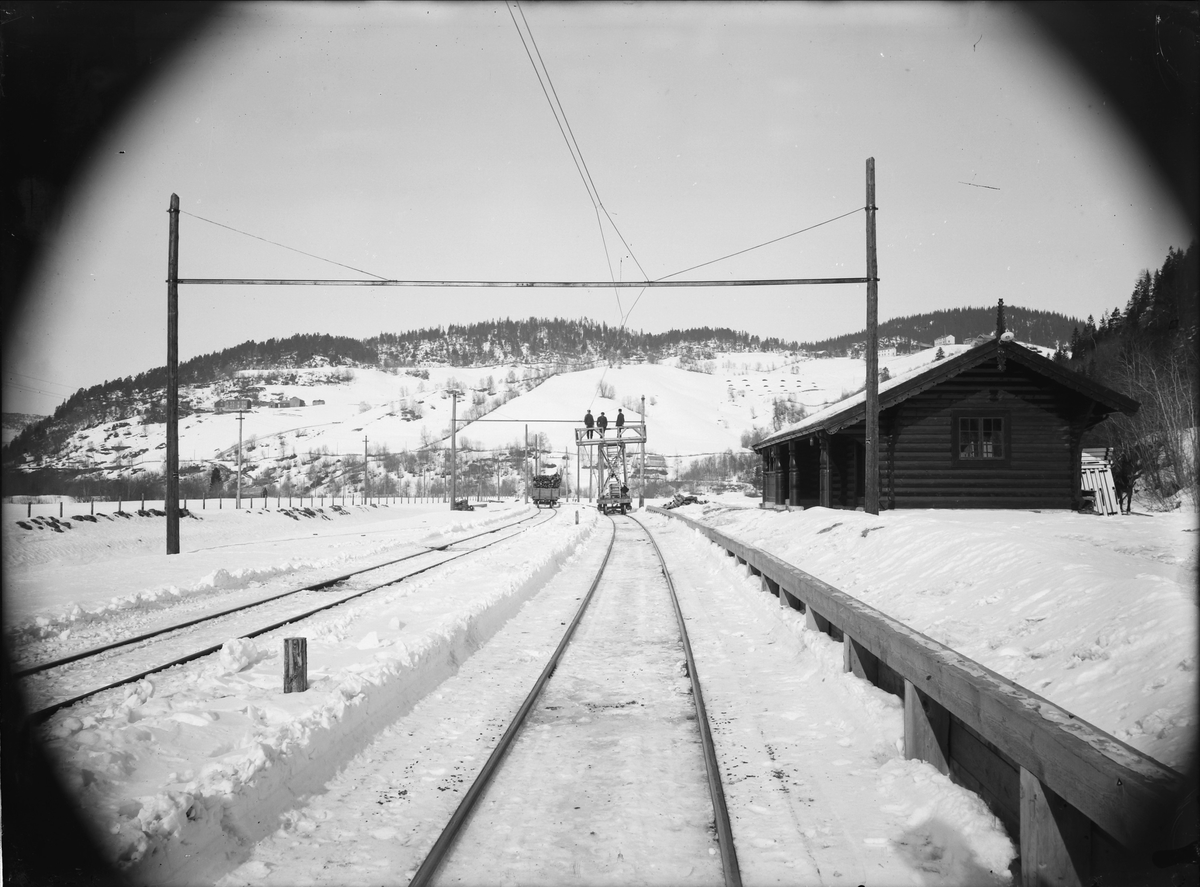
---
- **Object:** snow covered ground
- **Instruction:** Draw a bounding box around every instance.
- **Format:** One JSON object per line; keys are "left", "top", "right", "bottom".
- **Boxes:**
{"left": 2, "top": 493, "right": 1194, "bottom": 884}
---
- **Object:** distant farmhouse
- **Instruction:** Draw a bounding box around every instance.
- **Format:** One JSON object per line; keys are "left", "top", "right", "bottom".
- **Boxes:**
{"left": 755, "top": 338, "right": 1138, "bottom": 511}
{"left": 214, "top": 397, "right": 254, "bottom": 413}
{"left": 266, "top": 396, "right": 306, "bottom": 408}
{"left": 934, "top": 334, "right": 956, "bottom": 346}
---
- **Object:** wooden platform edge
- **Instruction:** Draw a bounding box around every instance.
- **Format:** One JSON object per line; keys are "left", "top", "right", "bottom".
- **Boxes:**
{"left": 647, "top": 506, "right": 1192, "bottom": 870}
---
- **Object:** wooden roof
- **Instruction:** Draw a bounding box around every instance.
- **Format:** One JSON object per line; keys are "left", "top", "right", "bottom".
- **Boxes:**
{"left": 756, "top": 340, "right": 1140, "bottom": 450}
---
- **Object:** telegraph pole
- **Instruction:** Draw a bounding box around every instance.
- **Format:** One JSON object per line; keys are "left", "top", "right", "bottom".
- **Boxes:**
{"left": 363, "top": 435, "right": 369, "bottom": 501}
{"left": 865, "top": 157, "right": 880, "bottom": 515}
{"left": 450, "top": 392, "right": 458, "bottom": 507}
{"left": 639, "top": 394, "right": 646, "bottom": 509}
{"left": 166, "top": 194, "right": 180, "bottom": 553}
{"left": 236, "top": 410, "right": 245, "bottom": 509}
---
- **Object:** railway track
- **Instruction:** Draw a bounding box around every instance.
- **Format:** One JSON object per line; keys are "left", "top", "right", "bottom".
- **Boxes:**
{"left": 407, "top": 514, "right": 741, "bottom": 886}
{"left": 17, "top": 508, "right": 556, "bottom": 722}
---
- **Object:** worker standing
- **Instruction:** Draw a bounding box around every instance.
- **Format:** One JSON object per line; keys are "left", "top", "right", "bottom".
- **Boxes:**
{"left": 597, "top": 412, "right": 608, "bottom": 437}
{"left": 584, "top": 409, "right": 594, "bottom": 439}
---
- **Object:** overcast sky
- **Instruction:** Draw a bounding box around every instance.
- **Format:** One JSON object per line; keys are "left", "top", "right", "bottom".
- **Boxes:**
{"left": 4, "top": 2, "right": 1192, "bottom": 415}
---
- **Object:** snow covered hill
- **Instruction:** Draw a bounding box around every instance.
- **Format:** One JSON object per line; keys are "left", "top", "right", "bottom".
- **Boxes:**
{"left": 17, "top": 344, "right": 1042, "bottom": 498}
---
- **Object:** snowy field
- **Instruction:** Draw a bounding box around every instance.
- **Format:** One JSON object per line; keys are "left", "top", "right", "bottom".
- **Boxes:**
{"left": 2, "top": 495, "right": 1195, "bottom": 884}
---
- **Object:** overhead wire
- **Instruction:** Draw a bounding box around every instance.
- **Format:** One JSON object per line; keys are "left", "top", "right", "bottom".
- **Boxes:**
{"left": 507, "top": 0, "right": 649, "bottom": 343}
{"left": 655, "top": 206, "right": 865, "bottom": 282}
{"left": 179, "top": 210, "right": 391, "bottom": 281}
{"left": 515, "top": 3, "right": 650, "bottom": 279}
{"left": 506, "top": 1, "right": 623, "bottom": 407}
{"left": 3, "top": 380, "right": 69, "bottom": 402}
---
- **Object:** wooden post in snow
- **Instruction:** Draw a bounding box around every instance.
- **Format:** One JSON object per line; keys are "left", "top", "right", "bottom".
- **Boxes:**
{"left": 283, "top": 638, "right": 308, "bottom": 693}
{"left": 904, "top": 680, "right": 949, "bottom": 774}
{"left": 639, "top": 394, "right": 646, "bottom": 509}
{"left": 1020, "top": 768, "right": 1093, "bottom": 886}
{"left": 865, "top": 159, "right": 880, "bottom": 515}
{"left": 166, "top": 193, "right": 181, "bottom": 553}
{"left": 819, "top": 433, "right": 831, "bottom": 508}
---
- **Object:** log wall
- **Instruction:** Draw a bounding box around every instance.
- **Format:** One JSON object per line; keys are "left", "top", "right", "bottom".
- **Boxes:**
{"left": 882, "top": 359, "right": 1078, "bottom": 509}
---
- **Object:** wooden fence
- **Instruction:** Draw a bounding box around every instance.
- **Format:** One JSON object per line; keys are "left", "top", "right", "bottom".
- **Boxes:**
{"left": 5, "top": 492, "right": 497, "bottom": 519}
{"left": 651, "top": 507, "right": 1192, "bottom": 886}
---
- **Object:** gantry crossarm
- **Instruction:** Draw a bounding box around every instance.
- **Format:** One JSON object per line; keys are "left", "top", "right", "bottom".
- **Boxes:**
{"left": 574, "top": 423, "right": 646, "bottom": 446}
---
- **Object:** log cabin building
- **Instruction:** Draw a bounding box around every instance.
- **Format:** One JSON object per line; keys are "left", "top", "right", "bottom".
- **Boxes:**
{"left": 755, "top": 339, "right": 1138, "bottom": 511}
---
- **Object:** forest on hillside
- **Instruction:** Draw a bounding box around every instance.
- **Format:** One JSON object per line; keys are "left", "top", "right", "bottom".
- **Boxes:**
{"left": 370, "top": 318, "right": 797, "bottom": 365}
{"left": 803, "top": 305, "right": 1082, "bottom": 354}
{"left": 1059, "top": 241, "right": 1198, "bottom": 506}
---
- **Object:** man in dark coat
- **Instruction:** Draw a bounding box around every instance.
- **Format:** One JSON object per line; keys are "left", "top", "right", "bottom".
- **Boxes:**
{"left": 584, "top": 409, "right": 594, "bottom": 439}
{"left": 597, "top": 411, "right": 608, "bottom": 437}
{"left": 615, "top": 408, "right": 625, "bottom": 437}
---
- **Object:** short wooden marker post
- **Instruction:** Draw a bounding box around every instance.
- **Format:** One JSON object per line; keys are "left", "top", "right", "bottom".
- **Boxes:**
{"left": 283, "top": 638, "right": 308, "bottom": 693}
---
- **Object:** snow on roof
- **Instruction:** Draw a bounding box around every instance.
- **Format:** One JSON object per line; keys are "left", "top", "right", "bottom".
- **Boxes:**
{"left": 759, "top": 348, "right": 953, "bottom": 446}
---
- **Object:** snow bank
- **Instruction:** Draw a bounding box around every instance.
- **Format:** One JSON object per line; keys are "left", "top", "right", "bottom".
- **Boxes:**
{"left": 34, "top": 510, "right": 598, "bottom": 885}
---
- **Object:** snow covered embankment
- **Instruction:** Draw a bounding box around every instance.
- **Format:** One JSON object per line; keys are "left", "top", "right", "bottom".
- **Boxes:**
{"left": 665, "top": 502, "right": 1197, "bottom": 773}
{"left": 43, "top": 513, "right": 597, "bottom": 887}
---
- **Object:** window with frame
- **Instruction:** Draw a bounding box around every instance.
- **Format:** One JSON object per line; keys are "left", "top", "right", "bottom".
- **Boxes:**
{"left": 958, "top": 416, "right": 1005, "bottom": 459}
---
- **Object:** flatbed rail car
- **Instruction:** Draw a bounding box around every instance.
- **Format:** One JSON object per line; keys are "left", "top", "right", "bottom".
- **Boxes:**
{"left": 531, "top": 473, "right": 562, "bottom": 508}
{"left": 598, "top": 483, "right": 631, "bottom": 515}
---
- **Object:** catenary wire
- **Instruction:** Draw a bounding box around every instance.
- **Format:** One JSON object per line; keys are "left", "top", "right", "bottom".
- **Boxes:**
{"left": 179, "top": 210, "right": 391, "bottom": 281}
{"left": 656, "top": 206, "right": 865, "bottom": 281}
{"left": 515, "top": 2, "right": 651, "bottom": 283}
{"left": 508, "top": 0, "right": 650, "bottom": 340}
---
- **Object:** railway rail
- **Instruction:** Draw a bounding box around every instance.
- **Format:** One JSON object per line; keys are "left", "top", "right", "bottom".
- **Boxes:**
{"left": 407, "top": 515, "right": 741, "bottom": 887}
{"left": 17, "top": 508, "right": 556, "bottom": 723}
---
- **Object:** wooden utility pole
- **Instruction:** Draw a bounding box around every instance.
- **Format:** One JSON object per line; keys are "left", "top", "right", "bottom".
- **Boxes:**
{"left": 450, "top": 393, "right": 458, "bottom": 507}
{"left": 363, "top": 435, "right": 369, "bottom": 501}
{"left": 236, "top": 411, "right": 245, "bottom": 509}
{"left": 865, "top": 158, "right": 880, "bottom": 515}
{"left": 639, "top": 394, "right": 646, "bottom": 509}
{"left": 166, "top": 194, "right": 180, "bottom": 554}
